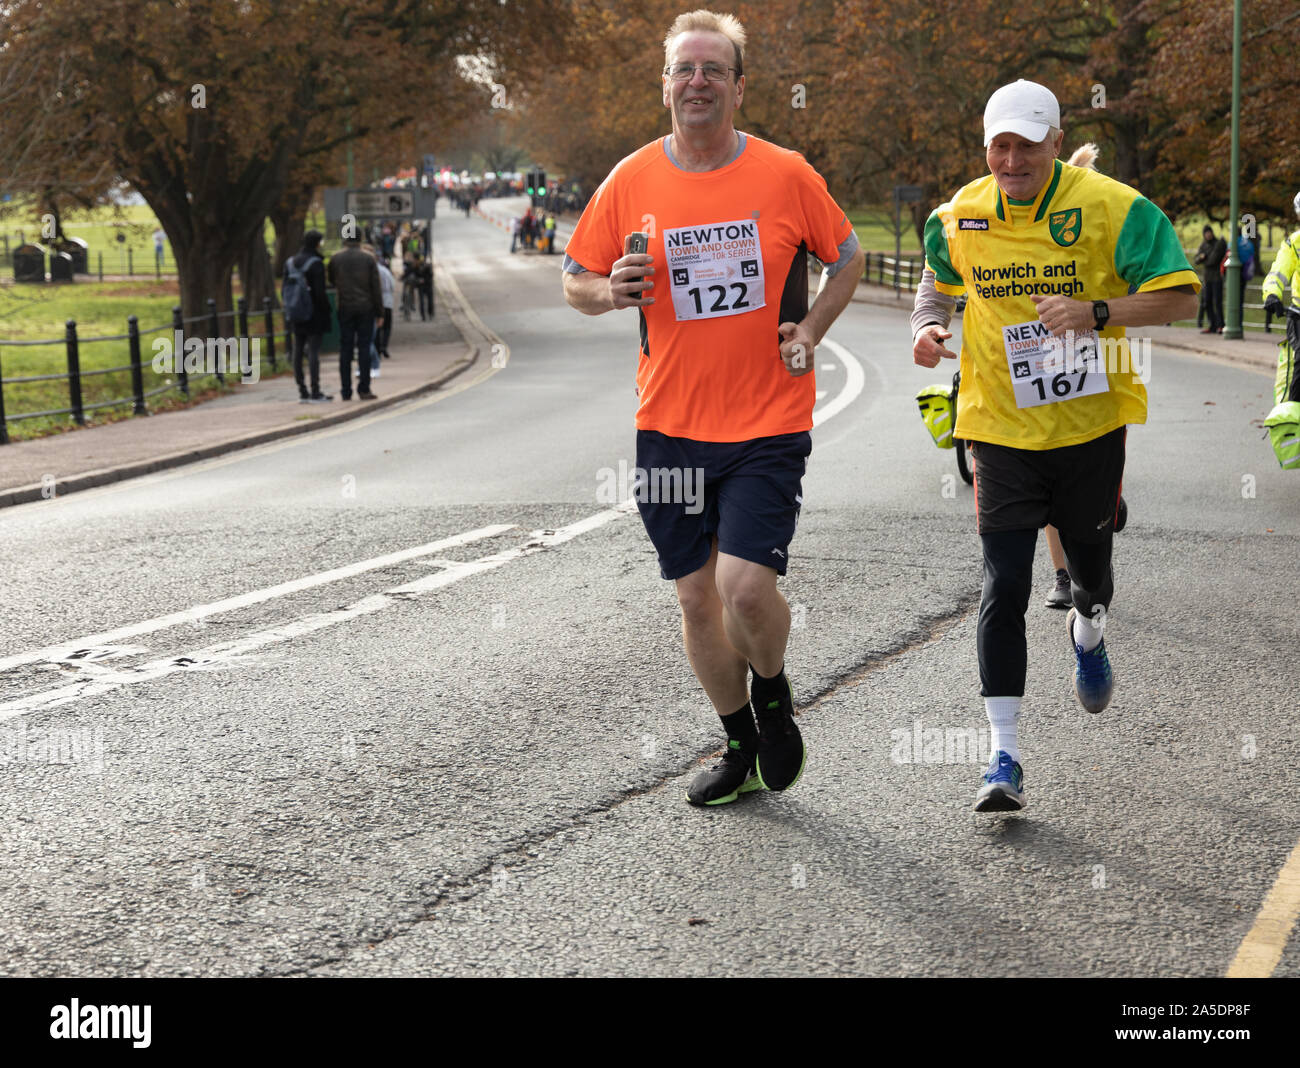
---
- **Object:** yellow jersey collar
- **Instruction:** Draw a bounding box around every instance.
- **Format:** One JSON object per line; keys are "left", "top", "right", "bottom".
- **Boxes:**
{"left": 993, "top": 159, "right": 1064, "bottom": 225}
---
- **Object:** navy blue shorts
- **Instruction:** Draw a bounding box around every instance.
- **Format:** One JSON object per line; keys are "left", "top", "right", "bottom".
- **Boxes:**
{"left": 634, "top": 430, "right": 812, "bottom": 580}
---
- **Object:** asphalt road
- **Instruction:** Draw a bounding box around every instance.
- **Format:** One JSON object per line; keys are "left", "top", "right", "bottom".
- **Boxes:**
{"left": 1, "top": 201, "right": 1296, "bottom": 978}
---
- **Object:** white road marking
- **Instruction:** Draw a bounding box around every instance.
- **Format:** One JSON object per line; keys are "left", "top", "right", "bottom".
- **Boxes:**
{"left": 815, "top": 390, "right": 827, "bottom": 400}
{"left": 0, "top": 505, "right": 635, "bottom": 718}
{"left": 0, "top": 524, "right": 513, "bottom": 675}
{"left": 820, "top": 363, "right": 837, "bottom": 370}
{"left": 812, "top": 338, "right": 866, "bottom": 427}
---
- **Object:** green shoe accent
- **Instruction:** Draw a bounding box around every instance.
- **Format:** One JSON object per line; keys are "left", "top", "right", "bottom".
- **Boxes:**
{"left": 684, "top": 773, "right": 763, "bottom": 807}
{"left": 685, "top": 739, "right": 763, "bottom": 806}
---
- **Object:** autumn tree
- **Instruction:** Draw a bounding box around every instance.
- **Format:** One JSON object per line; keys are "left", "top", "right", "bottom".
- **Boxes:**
{"left": 1135, "top": 0, "right": 1300, "bottom": 222}
{"left": 1, "top": 0, "right": 569, "bottom": 320}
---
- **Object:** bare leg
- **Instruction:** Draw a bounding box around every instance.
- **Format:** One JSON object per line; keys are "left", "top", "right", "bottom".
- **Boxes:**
{"left": 675, "top": 540, "right": 748, "bottom": 715}
{"left": 1045, "top": 524, "right": 1067, "bottom": 572}
{"left": 714, "top": 553, "right": 789, "bottom": 678}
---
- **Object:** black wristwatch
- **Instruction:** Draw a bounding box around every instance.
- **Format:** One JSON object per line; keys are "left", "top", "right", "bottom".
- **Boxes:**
{"left": 1092, "top": 300, "right": 1110, "bottom": 330}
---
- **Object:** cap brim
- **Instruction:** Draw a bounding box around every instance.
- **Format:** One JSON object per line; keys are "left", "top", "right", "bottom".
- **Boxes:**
{"left": 984, "top": 119, "right": 1052, "bottom": 146}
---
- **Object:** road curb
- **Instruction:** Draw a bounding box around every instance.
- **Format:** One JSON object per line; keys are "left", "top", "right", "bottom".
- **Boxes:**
{"left": 0, "top": 341, "right": 480, "bottom": 509}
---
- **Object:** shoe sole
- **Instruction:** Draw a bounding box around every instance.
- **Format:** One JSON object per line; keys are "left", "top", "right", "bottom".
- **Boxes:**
{"left": 1045, "top": 594, "right": 1070, "bottom": 609}
{"left": 685, "top": 775, "right": 764, "bottom": 807}
{"left": 1066, "top": 608, "right": 1113, "bottom": 714}
{"left": 974, "top": 784, "right": 1025, "bottom": 812}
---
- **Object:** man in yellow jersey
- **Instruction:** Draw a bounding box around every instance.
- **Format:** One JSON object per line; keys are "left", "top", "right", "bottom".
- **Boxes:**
{"left": 911, "top": 80, "right": 1198, "bottom": 812}
{"left": 562, "top": 9, "right": 863, "bottom": 806}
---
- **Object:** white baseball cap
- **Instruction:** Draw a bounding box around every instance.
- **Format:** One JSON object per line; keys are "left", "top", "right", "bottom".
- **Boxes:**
{"left": 984, "top": 80, "right": 1060, "bottom": 146}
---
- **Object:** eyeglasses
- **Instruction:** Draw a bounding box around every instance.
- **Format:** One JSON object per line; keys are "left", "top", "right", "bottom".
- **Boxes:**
{"left": 663, "top": 62, "right": 737, "bottom": 82}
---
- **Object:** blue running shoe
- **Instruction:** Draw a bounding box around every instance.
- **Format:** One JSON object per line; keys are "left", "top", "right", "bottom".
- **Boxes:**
{"left": 974, "top": 750, "right": 1025, "bottom": 812}
{"left": 1067, "top": 607, "right": 1114, "bottom": 713}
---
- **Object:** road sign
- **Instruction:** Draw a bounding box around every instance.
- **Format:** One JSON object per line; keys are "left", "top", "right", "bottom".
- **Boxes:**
{"left": 348, "top": 190, "right": 413, "bottom": 217}
{"left": 323, "top": 187, "right": 438, "bottom": 222}
{"left": 894, "top": 184, "right": 924, "bottom": 203}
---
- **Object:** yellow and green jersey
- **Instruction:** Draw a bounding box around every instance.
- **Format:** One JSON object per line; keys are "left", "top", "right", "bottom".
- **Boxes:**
{"left": 924, "top": 159, "right": 1199, "bottom": 450}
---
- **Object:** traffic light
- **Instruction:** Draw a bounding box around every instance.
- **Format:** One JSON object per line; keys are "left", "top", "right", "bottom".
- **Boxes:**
{"left": 525, "top": 169, "right": 547, "bottom": 204}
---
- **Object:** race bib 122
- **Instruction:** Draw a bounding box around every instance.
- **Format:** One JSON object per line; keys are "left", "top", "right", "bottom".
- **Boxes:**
{"left": 663, "top": 219, "right": 766, "bottom": 322}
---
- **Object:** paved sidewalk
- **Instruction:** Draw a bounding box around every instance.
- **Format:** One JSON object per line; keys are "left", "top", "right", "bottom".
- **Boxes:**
{"left": 0, "top": 285, "right": 478, "bottom": 507}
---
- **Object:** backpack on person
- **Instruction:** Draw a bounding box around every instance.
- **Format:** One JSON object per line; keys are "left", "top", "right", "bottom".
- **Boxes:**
{"left": 282, "top": 255, "right": 319, "bottom": 323}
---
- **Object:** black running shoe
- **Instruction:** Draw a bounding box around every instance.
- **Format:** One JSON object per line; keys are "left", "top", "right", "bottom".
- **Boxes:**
{"left": 686, "top": 740, "right": 762, "bottom": 806}
{"left": 753, "top": 678, "right": 806, "bottom": 792}
{"left": 1045, "top": 568, "right": 1071, "bottom": 609}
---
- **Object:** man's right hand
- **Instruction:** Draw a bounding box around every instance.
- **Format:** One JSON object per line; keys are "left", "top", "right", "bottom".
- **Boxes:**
{"left": 610, "top": 253, "right": 655, "bottom": 309}
{"left": 913, "top": 324, "right": 955, "bottom": 367}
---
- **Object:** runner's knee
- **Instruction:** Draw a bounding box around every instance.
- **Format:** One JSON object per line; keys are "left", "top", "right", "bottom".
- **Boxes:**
{"left": 676, "top": 573, "right": 722, "bottom": 624}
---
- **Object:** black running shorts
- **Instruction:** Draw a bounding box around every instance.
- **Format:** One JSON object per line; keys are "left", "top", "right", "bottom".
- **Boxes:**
{"left": 972, "top": 427, "right": 1126, "bottom": 540}
{"left": 634, "top": 429, "right": 811, "bottom": 580}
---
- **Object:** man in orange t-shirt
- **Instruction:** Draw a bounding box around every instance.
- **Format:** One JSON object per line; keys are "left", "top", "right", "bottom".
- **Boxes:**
{"left": 562, "top": 9, "right": 864, "bottom": 807}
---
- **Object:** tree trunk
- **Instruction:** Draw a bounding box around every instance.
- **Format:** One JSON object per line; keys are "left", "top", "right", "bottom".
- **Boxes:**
{"left": 124, "top": 106, "right": 304, "bottom": 325}
{"left": 238, "top": 225, "right": 275, "bottom": 310}
{"left": 270, "top": 182, "right": 313, "bottom": 279}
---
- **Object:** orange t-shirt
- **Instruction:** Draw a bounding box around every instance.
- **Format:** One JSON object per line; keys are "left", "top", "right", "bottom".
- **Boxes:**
{"left": 565, "top": 134, "right": 855, "bottom": 443}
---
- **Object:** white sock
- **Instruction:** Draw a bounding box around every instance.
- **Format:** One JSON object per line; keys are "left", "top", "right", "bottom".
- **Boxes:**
{"left": 1073, "top": 609, "right": 1104, "bottom": 652}
{"left": 985, "top": 697, "right": 1021, "bottom": 764}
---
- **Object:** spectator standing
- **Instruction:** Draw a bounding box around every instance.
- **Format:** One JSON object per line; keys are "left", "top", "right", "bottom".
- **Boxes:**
{"left": 373, "top": 247, "right": 395, "bottom": 358}
{"left": 153, "top": 228, "right": 166, "bottom": 269}
{"left": 416, "top": 254, "right": 434, "bottom": 321}
{"left": 327, "top": 235, "right": 382, "bottom": 400}
{"left": 282, "top": 229, "right": 332, "bottom": 402}
{"left": 511, "top": 215, "right": 522, "bottom": 254}
{"left": 1195, "top": 225, "right": 1227, "bottom": 333}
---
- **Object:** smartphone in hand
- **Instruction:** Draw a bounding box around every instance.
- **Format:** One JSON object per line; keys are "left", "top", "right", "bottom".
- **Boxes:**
{"left": 624, "top": 232, "right": 649, "bottom": 295}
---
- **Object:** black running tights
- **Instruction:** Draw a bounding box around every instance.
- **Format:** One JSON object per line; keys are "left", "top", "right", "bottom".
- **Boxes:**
{"left": 977, "top": 528, "right": 1114, "bottom": 697}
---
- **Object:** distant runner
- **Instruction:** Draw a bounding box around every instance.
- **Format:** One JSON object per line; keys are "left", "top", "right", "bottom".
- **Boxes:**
{"left": 911, "top": 80, "right": 1198, "bottom": 812}
{"left": 562, "top": 9, "right": 863, "bottom": 805}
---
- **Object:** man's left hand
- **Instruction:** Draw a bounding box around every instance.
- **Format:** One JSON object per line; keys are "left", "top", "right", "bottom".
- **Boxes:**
{"left": 1031, "top": 294, "right": 1096, "bottom": 337}
{"left": 778, "top": 321, "right": 815, "bottom": 377}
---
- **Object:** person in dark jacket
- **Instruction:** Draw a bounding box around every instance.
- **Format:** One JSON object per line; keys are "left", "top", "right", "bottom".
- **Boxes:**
{"left": 327, "top": 235, "right": 383, "bottom": 399}
{"left": 285, "top": 230, "right": 332, "bottom": 401}
{"left": 416, "top": 255, "right": 434, "bottom": 320}
{"left": 1195, "top": 225, "right": 1227, "bottom": 334}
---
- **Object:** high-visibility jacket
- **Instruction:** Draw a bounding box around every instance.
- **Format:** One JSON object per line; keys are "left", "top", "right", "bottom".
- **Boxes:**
{"left": 1262, "top": 229, "right": 1300, "bottom": 403}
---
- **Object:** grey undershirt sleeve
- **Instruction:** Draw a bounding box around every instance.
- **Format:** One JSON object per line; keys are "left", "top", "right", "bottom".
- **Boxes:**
{"left": 911, "top": 266, "right": 956, "bottom": 339}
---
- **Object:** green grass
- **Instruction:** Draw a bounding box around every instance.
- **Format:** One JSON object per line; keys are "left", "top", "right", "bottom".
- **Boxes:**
{"left": 1, "top": 197, "right": 292, "bottom": 278}
{"left": 0, "top": 279, "right": 291, "bottom": 442}
{"left": 849, "top": 207, "right": 922, "bottom": 254}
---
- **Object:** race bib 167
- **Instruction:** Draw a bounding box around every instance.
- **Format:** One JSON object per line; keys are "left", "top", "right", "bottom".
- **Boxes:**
{"left": 1001, "top": 319, "right": 1109, "bottom": 409}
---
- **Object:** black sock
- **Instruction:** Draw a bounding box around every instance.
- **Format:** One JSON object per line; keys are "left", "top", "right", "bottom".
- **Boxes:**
{"left": 749, "top": 663, "right": 787, "bottom": 711}
{"left": 721, "top": 703, "right": 758, "bottom": 754}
